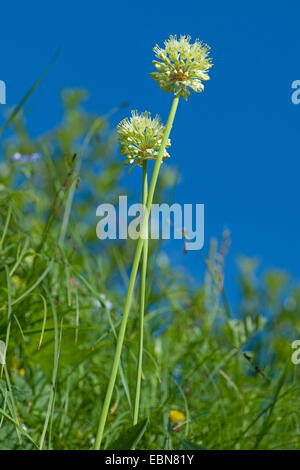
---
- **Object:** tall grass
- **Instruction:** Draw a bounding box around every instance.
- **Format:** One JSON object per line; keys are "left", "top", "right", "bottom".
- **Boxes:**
{"left": 0, "top": 82, "right": 299, "bottom": 450}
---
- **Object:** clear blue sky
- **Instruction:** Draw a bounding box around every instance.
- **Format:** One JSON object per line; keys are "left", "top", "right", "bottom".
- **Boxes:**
{"left": 1, "top": 0, "right": 300, "bottom": 301}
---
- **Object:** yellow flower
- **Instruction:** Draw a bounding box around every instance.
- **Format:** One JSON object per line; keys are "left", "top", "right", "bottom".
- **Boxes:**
{"left": 19, "top": 368, "right": 26, "bottom": 377}
{"left": 170, "top": 409, "right": 185, "bottom": 431}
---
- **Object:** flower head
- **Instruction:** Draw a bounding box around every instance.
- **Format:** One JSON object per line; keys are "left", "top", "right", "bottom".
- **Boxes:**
{"left": 151, "top": 35, "right": 213, "bottom": 100}
{"left": 94, "top": 294, "right": 113, "bottom": 311}
{"left": 99, "top": 293, "right": 113, "bottom": 311}
{"left": 117, "top": 111, "right": 171, "bottom": 168}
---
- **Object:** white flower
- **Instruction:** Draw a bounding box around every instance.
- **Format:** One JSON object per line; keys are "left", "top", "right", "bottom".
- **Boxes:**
{"left": 99, "top": 293, "right": 113, "bottom": 311}
{"left": 94, "top": 294, "right": 113, "bottom": 311}
{"left": 117, "top": 111, "right": 171, "bottom": 168}
{"left": 11, "top": 152, "right": 41, "bottom": 163}
{"left": 150, "top": 35, "right": 213, "bottom": 100}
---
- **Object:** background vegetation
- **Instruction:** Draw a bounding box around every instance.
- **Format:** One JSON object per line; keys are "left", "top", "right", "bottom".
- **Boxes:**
{"left": 0, "top": 89, "right": 299, "bottom": 450}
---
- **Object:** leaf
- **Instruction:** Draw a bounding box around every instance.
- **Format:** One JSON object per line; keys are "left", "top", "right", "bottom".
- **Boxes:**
{"left": 107, "top": 418, "right": 149, "bottom": 450}
{"left": 180, "top": 439, "right": 207, "bottom": 450}
{"left": 0, "top": 408, "right": 40, "bottom": 449}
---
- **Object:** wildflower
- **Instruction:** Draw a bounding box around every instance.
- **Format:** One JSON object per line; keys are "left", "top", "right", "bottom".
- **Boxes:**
{"left": 94, "top": 294, "right": 113, "bottom": 311}
{"left": 19, "top": 368, "right": 26, "bottom": 377}
{"left": 30, "top": 152, "right": 41, "bottom": 162}
{"left": 94, "top": 299, "right": 101, "bottom": 309}
{"left": 11, "top": 152, "right": 22, "bottom": 162}
{"left": 11, "top": 152, "right": 41, "bottom": 163}
{"left": 117, "top": 111, "right": 171, "bottom": 168}
{"left": 170, "top": 409, "right": 185, "bottom": 431}
{"left": 99, "top": 294, "right": 113, "bottom": 311}
{"left": 151, "top": 35, "right": 213, "bottom": 100}
{"left": 70, "top": 278, "right": 79, "bottom": 287}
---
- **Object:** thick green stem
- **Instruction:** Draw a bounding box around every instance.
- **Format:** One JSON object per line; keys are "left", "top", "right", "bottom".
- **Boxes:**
{"left": 133, "top": 161, "right": 148, "bottom": 425}
{"left": 94, "top": 95, "right": 179, "bottom": 450}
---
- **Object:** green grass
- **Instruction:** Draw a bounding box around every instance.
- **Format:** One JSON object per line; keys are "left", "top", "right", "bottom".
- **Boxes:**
{"left": 0, "top": 89, "right": 300, "bottom": 450}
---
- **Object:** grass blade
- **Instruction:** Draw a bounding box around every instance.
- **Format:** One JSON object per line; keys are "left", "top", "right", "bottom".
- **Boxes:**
{"left": 0, "top": 47, "right": 62, "bottom": 137}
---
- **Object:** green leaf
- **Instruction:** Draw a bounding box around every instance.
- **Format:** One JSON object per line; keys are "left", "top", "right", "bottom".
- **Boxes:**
{"left": 180, "top": 439, "right": 207, "bottom": 450}
{"left": 0, "top": 408, "right": 40, "bottom": 449}
{"left": 107, "top": 418, "right": 149, "bottom": 450}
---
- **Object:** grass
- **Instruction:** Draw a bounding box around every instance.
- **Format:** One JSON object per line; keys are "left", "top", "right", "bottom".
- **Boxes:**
{"left": 0, "top": 86, "right": 300, "bottom": 451}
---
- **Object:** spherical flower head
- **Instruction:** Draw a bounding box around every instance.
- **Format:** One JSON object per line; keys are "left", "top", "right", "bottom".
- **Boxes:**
{"left": 117, "top": 111, "right": 171, "bottom": 168}
{"left": 150, "top": 35, "right": 213, "bottom": 100}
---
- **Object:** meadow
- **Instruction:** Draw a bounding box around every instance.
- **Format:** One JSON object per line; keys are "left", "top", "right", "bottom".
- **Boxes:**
{"left": 0, "top": 38, "right": 300, "bottom": 451}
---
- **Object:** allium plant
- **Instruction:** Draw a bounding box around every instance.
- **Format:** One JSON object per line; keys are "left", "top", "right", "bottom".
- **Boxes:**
{"left": 117, "top": 111, "right": 171, "bottom": 169}
{"left": 151, "top": 35, "right": 213, "bottom": 100}
{"left": 94, "top": 34, "right": 213, "bottom": 450}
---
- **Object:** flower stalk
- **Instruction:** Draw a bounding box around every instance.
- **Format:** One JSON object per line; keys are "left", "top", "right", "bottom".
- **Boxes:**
{"left": 133, "top": 160, "right": 148, "bottom": 426}
{"left": 94, "top": 95, "right": 179, "bottom": 450}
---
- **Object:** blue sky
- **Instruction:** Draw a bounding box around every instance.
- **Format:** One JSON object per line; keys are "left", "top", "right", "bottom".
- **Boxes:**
{"left": 1, "top": 0, "right": 300, "bottom": 301}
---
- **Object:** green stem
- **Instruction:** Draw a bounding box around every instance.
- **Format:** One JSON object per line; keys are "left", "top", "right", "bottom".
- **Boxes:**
{"left": 58, "top": 179, "right": 77, "bottom": 247}
{"left": 94, "top": 95, "right": 179, "bottom": 450}
{"left": 0, "top": 203, "right": 12, "bottom": 251}
{"left": 133, "top": 161, "right": 148, "bottom": 425}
